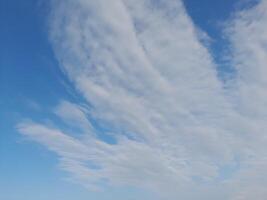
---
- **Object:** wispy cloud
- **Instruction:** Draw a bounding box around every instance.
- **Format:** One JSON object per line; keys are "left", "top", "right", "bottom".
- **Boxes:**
{"left": 17, "top": 0, "right": 267, "bottom": 199}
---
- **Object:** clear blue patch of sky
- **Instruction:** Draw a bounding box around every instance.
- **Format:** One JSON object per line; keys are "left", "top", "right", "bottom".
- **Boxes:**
{"left": 0, "top": 0, "right": 93, "bottom": 199}
{"left": 183, "top": 0, "right": 259, "bottom": 80}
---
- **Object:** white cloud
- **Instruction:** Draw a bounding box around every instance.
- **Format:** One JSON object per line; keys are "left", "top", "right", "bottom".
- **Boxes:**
{"left": 18, "top": 0, "right": 267, "bottom": 199}
{"left": 223, "top": 1, "right": 267, "bottom": 198}
{"left": 54, "top": 100, "right": 93, "bottom": 132}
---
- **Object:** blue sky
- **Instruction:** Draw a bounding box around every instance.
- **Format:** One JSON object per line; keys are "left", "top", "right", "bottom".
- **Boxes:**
{"left": 1, "top": 0, "right": 267, "bottom": 199}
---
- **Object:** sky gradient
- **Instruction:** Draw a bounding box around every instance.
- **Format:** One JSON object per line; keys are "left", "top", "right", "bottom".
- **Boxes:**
{"left": 1, "top": 0, "right": 267, "bottom": 199}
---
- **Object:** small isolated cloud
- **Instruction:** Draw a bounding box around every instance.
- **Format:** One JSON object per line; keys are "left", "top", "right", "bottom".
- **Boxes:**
{"left": 18, "top": 0, "right": 267, "bottom": 199}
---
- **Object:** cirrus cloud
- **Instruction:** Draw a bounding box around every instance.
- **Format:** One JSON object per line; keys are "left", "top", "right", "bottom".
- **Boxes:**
{"left": 17, "top": 0, "right": 267, "bottom": 199}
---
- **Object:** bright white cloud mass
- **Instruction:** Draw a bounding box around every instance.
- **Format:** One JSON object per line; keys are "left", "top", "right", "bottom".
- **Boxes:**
{"left": 17, "top": 0, "right": 267, "bottom": 199}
